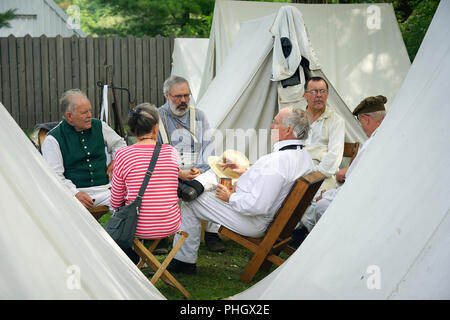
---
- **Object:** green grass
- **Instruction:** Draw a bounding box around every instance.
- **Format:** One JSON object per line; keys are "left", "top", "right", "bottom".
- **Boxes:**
{"left": 145, "top": 239, "right": 275, "bottom": 300}
{"left": 99, "top": 214, "right": 277, "bottom": 300}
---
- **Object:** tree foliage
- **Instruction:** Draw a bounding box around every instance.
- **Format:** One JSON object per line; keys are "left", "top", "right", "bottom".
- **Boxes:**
{"left": 0, "top": 8, "right": 17, "bottom": 29}
{"left": 398, "top": 0, "right": 440, "bottom": 61}
{"left": 92, "top": 0, "right": 216, "bottom": 38}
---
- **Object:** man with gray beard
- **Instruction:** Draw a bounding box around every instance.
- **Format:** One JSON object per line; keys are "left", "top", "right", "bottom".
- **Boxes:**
{"left": 157, "top": 75, "right": 225, "bottom": 253}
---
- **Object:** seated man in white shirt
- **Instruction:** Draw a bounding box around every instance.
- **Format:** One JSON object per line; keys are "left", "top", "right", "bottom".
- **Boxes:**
{"left": 291, "top": 95, "right": 387, "bottom": 248}
{"left": 167, "top": 106, "right": 314, "bottom": 274}
{"left": 303, "top": 76, "right": 345, "bottom": 191}
{"left": 41, "top": 89, "right": 126, "bottom": 210}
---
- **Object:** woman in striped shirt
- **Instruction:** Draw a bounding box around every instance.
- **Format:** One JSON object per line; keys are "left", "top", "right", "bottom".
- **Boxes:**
{"left": 110, "top": 103, "right": 181, "bottom": 241}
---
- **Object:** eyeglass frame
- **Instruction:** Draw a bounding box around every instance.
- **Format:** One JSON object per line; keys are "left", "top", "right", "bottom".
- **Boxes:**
{"left": 169, "top": 93, "right": 191, "bottom": 101}
{"left": 305, "top": 89, "right": 328, "bottom": 95}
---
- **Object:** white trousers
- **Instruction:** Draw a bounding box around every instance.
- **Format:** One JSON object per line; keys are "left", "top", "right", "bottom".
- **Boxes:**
{"left": 173, "top": 191, "right": 267, "bottom": 264}
{"left": 183, "top": 164, "right": 221, "bottom": 234}
{"left": 78, "top": 184, "right": 111, "bottom": 207}
{"left": 300, "top": 188, "right": 338, "bottom": 232}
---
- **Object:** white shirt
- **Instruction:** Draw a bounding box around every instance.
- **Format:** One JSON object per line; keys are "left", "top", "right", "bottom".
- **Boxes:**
{"left": 228, "top": 139, "right": 314, "bottom": 228}
{"left": 303, "top": 106, "right": 345, "bottom": 177}
{"left": 345, "top": 127, "right": 378, "bottom": 179}
{"left": 41, "top": 120, "right": 126, "bottom": 195}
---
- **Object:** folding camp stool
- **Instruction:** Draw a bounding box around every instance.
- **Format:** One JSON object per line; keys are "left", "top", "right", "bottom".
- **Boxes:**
{"left": 133, "top": 231, "right": 191, "bottom": 299}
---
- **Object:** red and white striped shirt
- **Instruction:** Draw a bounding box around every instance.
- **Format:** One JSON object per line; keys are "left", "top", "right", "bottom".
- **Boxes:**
{"left": 110, "top": 144, "right": 180, "bottom": 239}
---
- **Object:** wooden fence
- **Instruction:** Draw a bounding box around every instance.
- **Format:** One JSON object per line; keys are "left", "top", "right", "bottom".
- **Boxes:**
{"left": 0, "top": 35, "right": 174, "bottom": 130}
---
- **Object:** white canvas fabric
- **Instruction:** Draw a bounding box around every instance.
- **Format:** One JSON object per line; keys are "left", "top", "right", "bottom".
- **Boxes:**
{"left": 232, "top": 0, "right": 450, "bottom": 299}
{"left": 198, "top": 0, "right": 410, "bottom": 113}
{"left": 171, "top": 38, "right": 209, "bottom": 104}
{"left": 0, "top": 103, "right": 165, "bottom": 299}
{"left": 196, "top": 7, "right": 367, "bottom": 162}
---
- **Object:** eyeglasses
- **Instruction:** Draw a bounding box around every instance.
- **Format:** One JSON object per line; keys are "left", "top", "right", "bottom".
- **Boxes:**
{"left": 170, "top": 94, "right": 190, "bottom": 100}
{"left": 305, "top": 89, "right": 328, "bottom": 95}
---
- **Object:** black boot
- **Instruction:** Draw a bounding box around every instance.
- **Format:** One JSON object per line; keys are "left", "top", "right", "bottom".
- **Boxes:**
{"left": 204, "top": 232, "right": 225, "bottom": 253}
{"left": 167, "top": 258, "right": 197, "bottom": 274}
{"left": 290, "top": 226, "right": 309, "bottom": 249}
{"left": 152, "top": 238, "right": 169, "bottom": 255}
{"left": 123, "top": 247, "right": 140, "bottom": 265}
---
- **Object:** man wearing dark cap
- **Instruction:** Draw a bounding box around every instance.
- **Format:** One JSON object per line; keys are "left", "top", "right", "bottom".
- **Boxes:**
{"left": 336, "top": 95, "right": 387, "bottom": 183}
{"left": 291, "top": 95, "right": 387, "bottom": 248}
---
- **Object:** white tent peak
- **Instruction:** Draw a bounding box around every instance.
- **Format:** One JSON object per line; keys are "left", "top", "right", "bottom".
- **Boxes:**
{"left": 198, "top": 0, "right": 410, "bottom": 111}
{"left": 196, "top": 3, "right": 367, "bottom": 161}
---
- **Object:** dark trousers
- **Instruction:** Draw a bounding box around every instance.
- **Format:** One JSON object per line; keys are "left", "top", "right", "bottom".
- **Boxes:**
{"left": 123, "top": 247, "right": 140, "bottom": 264}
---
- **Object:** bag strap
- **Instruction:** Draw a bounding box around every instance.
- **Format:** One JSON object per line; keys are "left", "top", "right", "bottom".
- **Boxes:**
{"left": 189, "top": 105, "right": 198, "bottom": 144}
{"left": 134, "top": 142, "right": 162, "bottom": 207}
{"left": 159, "top": 109, "right": 170, "bottom": 144}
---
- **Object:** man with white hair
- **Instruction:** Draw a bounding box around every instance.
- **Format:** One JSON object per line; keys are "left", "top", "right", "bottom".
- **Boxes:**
{"left": 42, "top": 89, "right": 126, "bottom": 210}
{"left": 157, "top": 75, "right": 225, "bottom": 253}
{"left": 291, "top": 95, "right": 388, "bottom": 248}
{"left": 167, "top": 107, "right": 314, "bottom": 274}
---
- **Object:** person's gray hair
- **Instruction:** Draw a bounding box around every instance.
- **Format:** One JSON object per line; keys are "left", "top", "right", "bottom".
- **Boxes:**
{"left": 162, "top": 75, "right": 190, "bottom": 96}
{"left": 363, "top": 110, "right": 386, "bottom": 122}
{"left": 282, "top": 107, "right": 309, "bottom": 140}
{"left": 60, "top": 89, "right": 88, "bottom": 115}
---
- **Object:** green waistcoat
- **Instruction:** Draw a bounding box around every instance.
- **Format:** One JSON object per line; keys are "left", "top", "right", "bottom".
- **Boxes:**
{"left": 48, "top": 119, "right": 108, "bottom": 188}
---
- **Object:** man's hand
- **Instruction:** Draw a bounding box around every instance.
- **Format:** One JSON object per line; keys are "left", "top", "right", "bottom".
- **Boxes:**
{"left": 336, "top": 167, "right": 348, "bottom": 183}
{"left": 179, "top": 168, "right": 201, "bottom": 180}
{"left": 215, "top": 184, "right": 233, "bottom": 203}
{"left": 75, "top": 191, "right": 95, "bottom": 209}
{"left": 316, "top": 189, "right": 326, "bottom": 202}
{"left": 220, "top": 157, "right": 246, "bottom": 176}
{"left": 106, "top": 161, "right": 114, "bottom": 181}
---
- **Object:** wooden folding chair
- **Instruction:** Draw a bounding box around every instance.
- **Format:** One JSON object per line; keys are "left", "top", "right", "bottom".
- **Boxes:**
{"left": 218, "top": 171, "right": 325, "bottom": 283}
{"left": 133, "top": 231, "right": 192, "bottom": 299}
{"left": 343, "top": 142, "right": 360, "bottom": 165}
{"left": 88, "top": 205, "right": 110, "bottom": 221}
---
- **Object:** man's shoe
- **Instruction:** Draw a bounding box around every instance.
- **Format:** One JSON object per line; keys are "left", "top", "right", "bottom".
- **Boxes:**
{"left": 290, "top": 226, "right": 309, "bottom": 249}
{"left": 152, "top": 238, "right": 169, "bottom": 255}
{"left": 167, "top": 259, "right": 197, "bottom": 274}
{"left": 204, "top": 232, "right": 226, "bottom": 253}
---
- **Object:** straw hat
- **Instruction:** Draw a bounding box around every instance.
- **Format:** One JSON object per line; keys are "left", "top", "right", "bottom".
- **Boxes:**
{"left": 208, "top": 150, "right": 250, "bottom": 184}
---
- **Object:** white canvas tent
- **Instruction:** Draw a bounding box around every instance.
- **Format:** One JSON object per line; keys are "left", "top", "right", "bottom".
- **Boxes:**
{"left": 199, "top": 0, "right": 410, "bottom": 113}
{"left": 0, "top": 104, "right": 164, "bottom": 299}
{"left": 171, "top": 38, "right": 209, "bottom": 104}
{"left": 232, "top": 0, "right": 450, "bottom": 299}
{"left": 196, "top": 4, "right": 369, "bottom": 162}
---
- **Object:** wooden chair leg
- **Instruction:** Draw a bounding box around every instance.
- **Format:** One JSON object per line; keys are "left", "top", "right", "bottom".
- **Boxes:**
{"left": 260, "top": 260, "right": 273, "bottom": 272}
{"left": 240, "top": 250, "right": 269, "bottom": 283}
{"left": 137, "top": 239, "right": 161, "bottom": 269}
{"left": 151, "top": 231, "right": 188, "bottom": 283}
